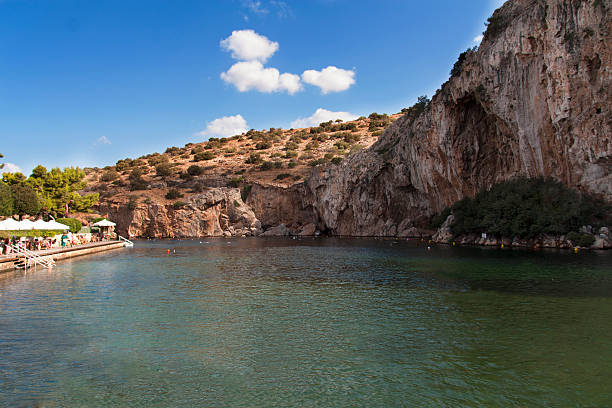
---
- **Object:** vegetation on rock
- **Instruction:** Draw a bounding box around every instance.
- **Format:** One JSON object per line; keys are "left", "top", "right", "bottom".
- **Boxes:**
{"left": 437, "top": 178, "right": 608, "bottom": 239}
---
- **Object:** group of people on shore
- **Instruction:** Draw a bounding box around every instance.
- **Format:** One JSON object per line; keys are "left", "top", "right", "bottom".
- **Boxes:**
{"left": 1, "top": 232, "right": 115, "bottom": 256}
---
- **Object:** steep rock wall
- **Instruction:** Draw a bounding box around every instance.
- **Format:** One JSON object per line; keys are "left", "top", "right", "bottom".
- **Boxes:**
{"left": 305, "top": 0, "right": 611, "bottom": 236}
{"left": 98, "top": 188, "right": 261, "bottom": 238}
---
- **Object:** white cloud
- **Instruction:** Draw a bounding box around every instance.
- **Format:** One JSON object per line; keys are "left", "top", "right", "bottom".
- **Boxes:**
{"left": 198, "top": 114, "right": 249, "bottom": 138}
{"left": 221, "top": 61, "right": 302, "bottom": 94}
{"left": 242, "top": 0, "right": 268, "bottom": 14}
{"left": 290, "top": 108, "right": 358, "bottom": 128}
{"left": 2, "top": 163, "right": 22, "bottom": 174}
{"left": 473, "top": 34, "right": 484, "bottom": 43}
{"left": 302, "top": 66, "right": 356, "bottom": 94}
{"left": 95, "top": 135, "right": 111, "bottom": 145}
{"left": 220, "top": 29, "right": 279, "bottom": 62}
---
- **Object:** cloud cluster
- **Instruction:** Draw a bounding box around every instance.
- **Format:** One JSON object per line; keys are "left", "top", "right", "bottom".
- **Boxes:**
{"left": 95, "top": 135, "right": 111, "bottom": 145}
{"left": 221, "top": 61, "right": 302, "bottom": 94}
{"left": 220, "top": 29, "right": 278, "bottom": 62}
{"left": 198, "top": 114, "right": 249, "bottom": 138}
{"left": 290, "top": 108, "right": 358, "bottom": 128}
{"left": 220, "top": 30, "right": 355, "bottom": 95}
{"left": 2, "top": 163, "right": 22, "bottom": 174}
{"left": 302, "top": 66, "right": 355, "bottom": 94}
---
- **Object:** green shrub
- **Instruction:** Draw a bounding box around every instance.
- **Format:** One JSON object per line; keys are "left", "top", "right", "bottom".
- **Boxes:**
{"left": 245, "top": 153, "right": 262, "bottom": 164}
{"left": 484, "top": 12, "right": 509, "bottom": 39}
{"left": 165, "top": 146, "right": 181, "bottom": 155}
{"left": 233, "top": 199, "right": 241, "bottom": 207}
{"left": 165, "top": 188, "right": 183, "bottom": 200}
{"left": 445, "top": 177, "right": 609, "bottom": 239}
{"left": 330, "top": 157, "right": 343, "bottom": 165}
{"left": 56, "top": 218, "right": 82, "bottom": 233}
{"left": 567, "top": 232, "right": 596, "bottom": 247}
{"left": 130, "top": 177, "right": 148, "bottom": 191}
{"left": 275, "top": 173, "right": 291, "bottom": 180}
{"left": 187, "top": 165, "right": 204, "bottom": 176}
{"left": 127, "top": 195, "right": 139, "bottom": 210}
{"left": 285, "top": 141, "right": 298, "bottom": 151}
{"left": 155, "top": 163, "right": 173, "bottom": 178}
{"left": 172, "top": 201, "right": 187, "bottom": 210}
{"left": 241, "top": 185, "right": 252, "bottom": 202}
{"left": 227, "top": 177, "right": 243, "bottom": 188}
{"left": 450, "top": 49, "right": 471, "bottom": 77}
{"left": 259, "top": 161, "right": 274, "bottom": 171}
{"left": 368, "top": 112, "right": 387, "bottom": 121}
{"left": 256, "top": 141, "right": 271, "bottom": 150}
{"left": 100, "top": 170, "right": 120, "bottom": 182}
{"left": 305, "top": 141, "right": 319, "bottom": 151}
{"left": 194, "top": 151, "right": 215, "bottom": 161}
{"left": 309, "top": 158, "right": 327, "bottom": 167}
{"left": 287, "top": 161, "right": 297, "bottom": 169}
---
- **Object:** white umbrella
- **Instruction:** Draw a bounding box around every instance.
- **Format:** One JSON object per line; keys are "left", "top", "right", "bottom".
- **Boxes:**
{"left": 45, "top": 220, "right": 70, "bottom": 230}
{"left": 0, "top": 218, "right": 20, "bottom": 231}
{"left": 93, "top": 219, "right": 116, "bottom": 227}
{"left": 18, "top": 219, "right": 35, "bottom": 230}
{"left": 32, "top": 219, "right": 50, "bottom": 230}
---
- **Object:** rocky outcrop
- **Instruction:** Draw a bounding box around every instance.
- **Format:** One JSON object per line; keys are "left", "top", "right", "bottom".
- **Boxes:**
{"left": 246, "top": 183, "right": 317, "bottom": 231}
{"left": 304, "top": 0, "right": 611, "bottom": 236}
{"left": 98, "top": 188, "right": 262, "bottom": 238}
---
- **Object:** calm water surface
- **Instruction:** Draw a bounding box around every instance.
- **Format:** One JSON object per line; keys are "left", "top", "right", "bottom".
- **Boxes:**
{"left": 1, "top": 238, "right": 611, "bottom": 407}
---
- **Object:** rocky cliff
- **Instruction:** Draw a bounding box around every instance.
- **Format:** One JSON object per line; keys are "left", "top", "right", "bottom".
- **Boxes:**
{"left": 304, "top": 0, "right": 611, "bottom": 236}
{"left": 98, "top": 188, "right": 262, "bottom": 238}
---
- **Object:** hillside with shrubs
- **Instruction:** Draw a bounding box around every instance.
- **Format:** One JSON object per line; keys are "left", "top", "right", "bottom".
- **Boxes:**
{"left": 83, "top": 112, "right": 403, "bottom": 207}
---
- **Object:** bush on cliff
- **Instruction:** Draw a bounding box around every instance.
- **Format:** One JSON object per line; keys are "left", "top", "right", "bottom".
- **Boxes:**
{"left": 165, "top": 188, "right": 183, "bottom": 200}
{"left": 438, "top": 177, "right": 608, "bottom": 239}
{"left": 187, "top": 165, "right": 204, "bottom": 176}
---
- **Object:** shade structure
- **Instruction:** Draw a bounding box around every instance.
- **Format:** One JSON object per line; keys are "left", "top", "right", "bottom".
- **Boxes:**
{"left": 93, "top": 219, "right": 116, "bottom": 227}
{"left": 45, "top": 220, "right": 70, "bottom": 230}
{"left": 0, "top": 218, "right": 20, "bottom": 231}
{"left": 32, "top": 219, "right": 50, "bottom": 230}
{"left": 18, "top": 219, "right": 35, "bottom": 230}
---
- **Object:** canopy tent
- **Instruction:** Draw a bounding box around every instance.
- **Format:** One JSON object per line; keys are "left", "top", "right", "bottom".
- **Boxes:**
{"left": 30, "top": 219, "right": 70, "bottom": 231}
{"left": 0, "top": 218, "right": 21, "bottom": 231}
{"left": 18, "top": 219, "right": 35, "bottom": 230}
{"left": 93, "top": 219, "right": 116, "bottom": 227}
{"left": 45, "top": 220, "right": 70, "bottom": 230}
{"left": 31, "top": 219, "right": 50, "bottom": 230}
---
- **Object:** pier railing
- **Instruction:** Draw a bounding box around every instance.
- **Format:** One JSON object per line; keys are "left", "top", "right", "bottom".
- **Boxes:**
{"left": 9, "top": 244, "right": 55, "bottom": 269}
{"left": 118, "top": 235, "right": 134, "bottom": 247}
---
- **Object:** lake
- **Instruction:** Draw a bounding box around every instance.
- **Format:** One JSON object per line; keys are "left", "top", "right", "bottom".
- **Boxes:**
{"left": 1, "top": 238, "right": 611, "bottom": 407}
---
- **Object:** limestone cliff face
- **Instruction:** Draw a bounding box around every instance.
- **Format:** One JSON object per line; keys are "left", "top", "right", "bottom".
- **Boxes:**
{"left": 98, "top": 188, "right": 261, "bottom": 238}
{"left": 246, "top": 183, "right": 317, "bottom": 230}
{"left": 305, "top": 0, "right": 611, "bottom": 236}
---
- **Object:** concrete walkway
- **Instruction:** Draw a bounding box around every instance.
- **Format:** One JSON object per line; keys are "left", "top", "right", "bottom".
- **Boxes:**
{"left": 0, "top": 240, "right": 127, "bottom": 273}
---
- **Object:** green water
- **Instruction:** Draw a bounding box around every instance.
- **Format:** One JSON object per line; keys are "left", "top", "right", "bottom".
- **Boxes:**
{"left": 1, "top": 238, "right": 611, "bottom": 407}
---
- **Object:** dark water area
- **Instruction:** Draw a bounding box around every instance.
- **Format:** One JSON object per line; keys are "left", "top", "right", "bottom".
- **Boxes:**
{"left": 1, "top": 238, "right": 611, "bottom": 407}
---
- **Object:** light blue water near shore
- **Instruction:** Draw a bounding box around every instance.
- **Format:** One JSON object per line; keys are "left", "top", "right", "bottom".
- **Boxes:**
{"left": 1, "top": 238, "right": 612, "bottom": 407}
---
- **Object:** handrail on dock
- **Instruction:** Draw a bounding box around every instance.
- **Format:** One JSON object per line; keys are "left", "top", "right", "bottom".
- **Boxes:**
{"left": 9, "top": 244, "right": 55, "bottom": 269}
{"left": 118, "top": 235, "right": 134, "bottom": 247}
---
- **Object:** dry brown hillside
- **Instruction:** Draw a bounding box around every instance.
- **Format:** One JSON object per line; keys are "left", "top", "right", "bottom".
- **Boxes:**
{"left": 84, "top": 113, "right": 402, "bottom": 206}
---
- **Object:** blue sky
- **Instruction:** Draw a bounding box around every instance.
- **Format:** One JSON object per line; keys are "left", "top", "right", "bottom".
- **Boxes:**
{"left": 0, "top": 0, "right": 505, "bottom": 175}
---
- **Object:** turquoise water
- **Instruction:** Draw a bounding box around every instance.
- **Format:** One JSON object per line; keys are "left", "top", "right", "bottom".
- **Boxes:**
{"left": 1, "top": 238, "right": 612, "bottom": 407}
